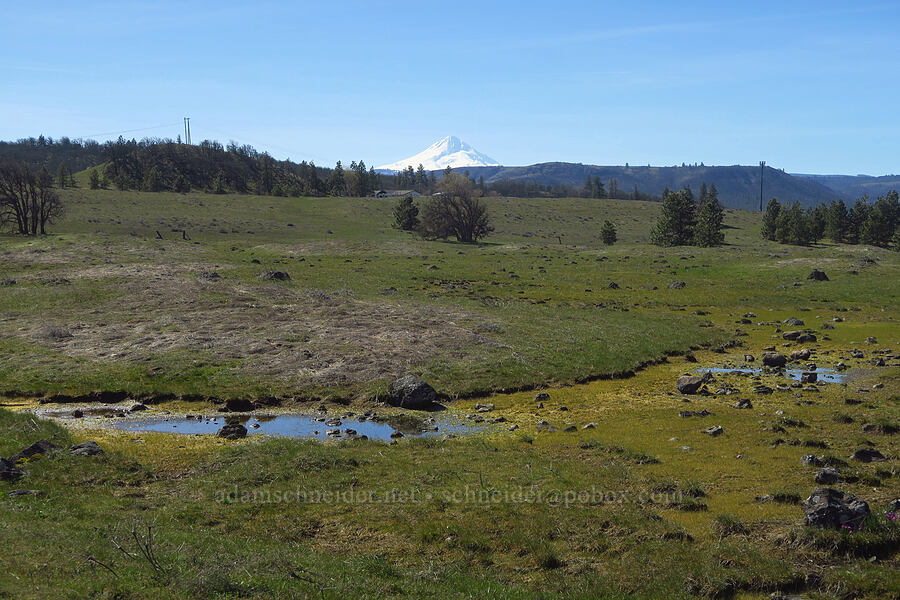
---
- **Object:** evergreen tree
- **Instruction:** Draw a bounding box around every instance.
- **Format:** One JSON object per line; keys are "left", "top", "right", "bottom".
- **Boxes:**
{"left": 392, "top": 196, "right": 419, "bottom": 231}
{"left": 847, "top": 197, "right": 871, "bottom": 244}
{"left": 650, "top": 187, "right": 696, "bottom": 246}
{"left": 212, "top": 169, "right": 227, "bottom": 194}
{"left": 608, "top": 178, "right": 618, "bottom": 199}
{"left": 56, "top": 162, "right": 69, "bottom": 188}
{"left": 860, "top": 190, "right": 899, "bottom": 247}
{"left": 583, "top": 176, "right": 593, "bottom": 198}
{"left": 174, "top": 174, "right": 191, "bottom": 194}
{"left": 592, "top": 176, "right": 605, "bottom": 198}
{"left": 694, "top": 196, "right": 725, "bottom": 247}
{"left": 327, "top": 161, "right": 346, "bottom": 196}
{"left": 761, "top": 198, "right": 781, "bottom": 241}
{"left": 825, "top": 199, "right": 849, "bottom": 243}
{"left": 892, "top": 225, "right": 900, "bottom": 251}
{"left": 89, "top": 169, "right": 100, "bottom": 190}
{"left": 698, "top": 182, "right": 708, "bottom": 206}
{"left": 808, "top": 204, "right": 827, "bottom": 242}
{"left": 774, "top": 202, "right": 810, "bottom": 245}
{"left": 600, "top": 220, "right": 617, "bottom": 245}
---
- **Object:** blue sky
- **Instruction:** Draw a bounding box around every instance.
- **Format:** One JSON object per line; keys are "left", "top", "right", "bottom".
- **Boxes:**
{"left": 2, "top": 1, "right": 898, "bottom": 174}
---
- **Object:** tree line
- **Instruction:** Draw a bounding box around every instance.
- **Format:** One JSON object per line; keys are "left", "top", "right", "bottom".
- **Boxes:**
{"left": 762, "top": 191, "right": 900, "bottom": 248}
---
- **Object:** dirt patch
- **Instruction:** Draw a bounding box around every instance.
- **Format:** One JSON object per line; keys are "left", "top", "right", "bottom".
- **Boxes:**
{"left": 15, "top": 268, "right": 497, "bottom": 389}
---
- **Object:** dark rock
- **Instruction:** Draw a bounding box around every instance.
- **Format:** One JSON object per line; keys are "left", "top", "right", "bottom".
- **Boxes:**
{"left": 782, "top": 331, "right": 802, "bottom": 341}
{"left": 680, "top": 409, "right": 712, "bottom": 418}
{"left": 797, "top": 333, "right": 817, "bottom": 343}
{"left": 851, "top": 448, "right": 885, "bottom": 462}
{"left": 753, "top": 385, "right": 774, "bottom": 394}
{"left": 790, "top": 349, "right": 811, "bottom": 361}
{"left": 607, "top": 281, "right": 619, "bottom": 289}
{"left": 388, "top": 375, "right": 437, "bottom": 410}
{"left": 870, "top": 357, "right": 886, "bottom": 367}
{"left": 784, "top": 317, "right": 805, "bottom": 326}
{"left": 684, "top": 352, "right": 697, "bottom": 363}
{"left": 534, "top": 392, "right": 550, "bottom": 402}
{"left": 677, "top": 375, "right": 705, "bottom": 394}
{"left": 261, "top": 270, "right": 291, "bottom": 281}
{"left": 71, "top": 409, "right": 84, "bottom": 418}
{"left": 800, "top": 454, "right": 822, "bottom": 466}
{"left": 130, "top": 404, "right": 148, "bottom": 412}
{"left": 70, "top": 441, "right": 104, "bottom": 456}
{"left": 734, "top": 398, "right": 753, "bottom": 409}
{"left": 217, "top": 423, "right": 248, "bottom": 440}
{"left": 865, "top": 336, "right": 877, "bottom": 344}
{"left": 0, "top": 457, "right": 26, "bottom": 481}
{"left": 10, "top": 439, "right": 60, "bottom": 462}
{"left": 807, "top": 270, "right": 828, "bottom": 281}
{"left": 7, "top": 489, "right": 45, "bottom": 497}
{"left": 803, "top": 487, "right": 869, "bottom": 529}
{"left": 225, "top": 398, "right": 254, "bottom": 412}
{"left": 815, "top": 467, "right": 841, "bottom": 485}
{"left": 702, "top": 425, "right": 724, "bottom": 436}
{"left": 743, "top": 354, "right": 755, "bottom": 362}
{"left": 850, "top": 350, "right": 864, "bottom": 359}
{"left": 389, "top": 431, "right": 404, "bottom": 439}
{"left": 762, "top": 353, "right": 788, "bottom": 368}
{"left": 800, "top": 372, "right": 817, "bottom": 384}
{"left": 668, "top": 281, "right": 686, "bottom": 289}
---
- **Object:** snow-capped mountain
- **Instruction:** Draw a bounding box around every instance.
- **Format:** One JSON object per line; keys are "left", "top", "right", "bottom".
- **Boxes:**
{"left": 376, "top": 136, "right": 500, "bottom": 172}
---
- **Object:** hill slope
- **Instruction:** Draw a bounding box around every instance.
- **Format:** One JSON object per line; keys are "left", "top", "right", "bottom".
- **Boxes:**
{"left": 793, "top": 173, "right": 900, "bottom": 201}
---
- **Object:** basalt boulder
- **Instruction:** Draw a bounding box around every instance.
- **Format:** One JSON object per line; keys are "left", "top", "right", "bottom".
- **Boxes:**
{"left": 388, "top": 375, "right": 438, "bottom": 410}
{"left": 803, "top": 487, "right": 869, "bottom": 529}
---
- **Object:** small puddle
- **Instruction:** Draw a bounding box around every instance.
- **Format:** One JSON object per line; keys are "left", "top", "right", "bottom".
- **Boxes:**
{"left": 114, "top": 413, "right": 484, "bottom": 441}
{"left": 698, "top": 367, "right": 846, "bottom": 383}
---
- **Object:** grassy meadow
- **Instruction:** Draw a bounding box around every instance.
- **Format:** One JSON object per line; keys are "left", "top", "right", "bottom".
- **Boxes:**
{"left": 0, "top": 185, "right": 898, "bottom": 599}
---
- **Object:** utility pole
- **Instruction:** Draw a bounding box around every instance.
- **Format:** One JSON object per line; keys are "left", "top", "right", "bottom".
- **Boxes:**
{"left": 759, "top": 161, "right": 765, "bottom": 211}
{"left": 184, "top": 117, "right": 191, "bottom": 145}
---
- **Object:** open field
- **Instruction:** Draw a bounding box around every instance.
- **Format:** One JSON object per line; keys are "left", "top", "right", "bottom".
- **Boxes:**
{"left": 1, "top": 187, "right": 898, "bottom": 599}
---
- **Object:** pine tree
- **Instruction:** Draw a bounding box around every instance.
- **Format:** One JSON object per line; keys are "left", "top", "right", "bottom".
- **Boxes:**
{"left": 650, "top": 187, "right": 696, "bottom": 246}
{"left": 583, "top": 176, "right": 593, "bottom": 198}
{"left": 56, "top": 162, "right": 69, "bottom": 188}
{"left": 847, "top": 197, "right": 871, "bottom": 244}
{"left": 892, "top": 225, "right": 900, "bottom": 251}
{"left": 775, "top": 202, "right": 810, "bottom": 245}
{"left": 825, "top": 199, "right": 849, "bottom": 243}
{"left": 142, "top": 166, "right": 163, "bottom": 192}
{"left": 327, "top": 161, "right": 346, "bottom": 196}
{"left": 89, "top": 169, "right": 100, "bottom": 190}
{"left": 592, "top": 176, "right": 605, "bottom": 198}
{"left": 392, "top": 196, "right": 419, "bottom": 231}
{"left": 860, "top": 190, "right": 900, "bottom": 247}
{"left": 212, "top": 170, "right": 227, "bottom": 194}
{"left": 694, "top": 196, "right": 725, "bottom": 247}
{"left": 600, "top": 220, "right": 617, "bottom": 245}
{"left": 761, "top": 198, "right": 781, "bottom": 241}
{"left": 698, "top": 182, "right": 708, "bottom": 207}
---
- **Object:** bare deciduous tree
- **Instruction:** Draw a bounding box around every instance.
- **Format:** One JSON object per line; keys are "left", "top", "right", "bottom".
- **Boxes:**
{"left": 0, "top": 161, "right": 64, "bottom": 235}
{"left": 419, "top": 172, "right": 492, "bottom": 243}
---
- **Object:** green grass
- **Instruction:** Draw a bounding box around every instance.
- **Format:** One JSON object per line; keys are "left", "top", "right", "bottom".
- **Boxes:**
{"left": 0, "top": 187, "right": 898, "bottom": 598}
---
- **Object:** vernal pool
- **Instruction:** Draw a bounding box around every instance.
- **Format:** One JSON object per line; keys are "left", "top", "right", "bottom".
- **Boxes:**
{"left": 698, "top": 367, "right": 846, "bottom": 383}
{"left": 115, "top": 413, "right": 485, "bottom": 441}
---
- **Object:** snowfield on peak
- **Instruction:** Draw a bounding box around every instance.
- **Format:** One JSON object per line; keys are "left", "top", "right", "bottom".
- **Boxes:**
{"left": 376, "top": 136, "right": 500, "bottom": 172}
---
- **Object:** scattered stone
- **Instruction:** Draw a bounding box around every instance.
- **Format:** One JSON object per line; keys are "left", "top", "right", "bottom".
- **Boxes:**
{"left": 797, "top": 333, "right": 817, "bottom": 343}
{"left": 71, "top": 409, "right": 84, "bottom": 418}
{"left": 607, "top": 281, "right": 619, "bottom": 289}
{"left": 582, "top": 423, "right": 597, "bottom": 429}
{"left": 702, "top": 425, "right": 724, "bottom": 437}
{"left": 865, "top": 336, "right": 877, "bottom": 344}
{"left": 130, "top": 404, "right": 148, "bottom": 412}
{"left": 851, "top": 448, "right": 885, "bottom": 462}
{"left": 783, "top": 330, "right": 802, "bottom": 341}
{"left": 388, "top": 375, "right": 437, "bottom": 410}
{"left": 563, "top": 424, "right": 577, "bottom": 432}
{"left": 475, "top": 403, "right": 495, "bottom": 413}
{"left": 534, "top": 392, "right": 550, "bottom": 402}
{"left": 762, "top": 353, "right": 788, "bottom": 368}
{"left": 7, "top": 489, "right": 45, "bottom": 497}
{"left": 677, "top": 373, "right": 711, "bottom": 394}
{"left": 784, "top": 317, "right": 805, "bottom": 326}
{"left": 734, "top": 399, "right": 753, "bottom": 409}
{"left": 815, "top": 467, "right": 841, "bottom": 485}
{"left": 225, "top": 398, "right": 254, "bottom": 412}
{"left": 684, "top": 352, "right": 698, "bottom": 363}
{"left": 260, "top": 270, "right": 291, "bottom": 281}
{"left": 10, "top": 440, "right": 60, "bottom": 462}
{"left": 743, "top": 354, "right": 755, "bottom": 362}
{"left": 216, "top": 423, "right": 248, "bottom": 440}
{"left": 800, "top": 372, "right": 818, "bottom": 384}
{"left": 389, "top": 431, "right": 404, "bottom": 439}
{"left": 508, "top": 424, "right": 519, "bottom": 431}
{"left": 800, "top": 454, "right": 823, "bottom": 466}
{"left": 803, "top": 487, "right": 869, "bottom": 529}
{"left": 790, "top": 349, "right": 811, "bottom": 361}
{"left": 754, "top": 385, "right": 774, "bottom": 394}
{"left": 0, "top": 457, "right": 26, "bottom": 481}
{"left": 536, "top": 420, "right": 551, "bottom": 432}
{"left": 680, "top": 409, "right": 712, "bottom": 418}
{"left": 807, "top": 270, "right": 828, "bottom": 281}
{"left": 69, "top": 441, "right": 104, "bottom": 456}
{"left": 668, "top": 281, "right": 686, "bottom": 289}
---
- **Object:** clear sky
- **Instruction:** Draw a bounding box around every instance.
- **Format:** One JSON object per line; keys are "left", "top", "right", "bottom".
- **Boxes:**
{"left": 2, "top": 1, "right": 898, "bottom": 174}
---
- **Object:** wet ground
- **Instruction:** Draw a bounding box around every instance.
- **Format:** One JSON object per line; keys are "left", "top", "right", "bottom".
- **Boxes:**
{"left": 698, "top": 366, "right": 847, "bottom": 384}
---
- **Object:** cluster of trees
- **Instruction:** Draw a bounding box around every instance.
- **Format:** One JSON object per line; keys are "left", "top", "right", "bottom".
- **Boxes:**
{"left": 0, "top": 161, "right": 64, "bottom": 235}
{"left": 762, "top": 191, "right": 900, "bottom": 248}
{"left": 393, "top": 171, "right": 492, "bottom": 243}
{"left": 650, "top": 183, "right": 725, "bottom": 247}
{"left": 582, "top": 177, "right": 656, "bottom": 201}
{"left": 394, "top": 164, "right": 436, "bottom": 194}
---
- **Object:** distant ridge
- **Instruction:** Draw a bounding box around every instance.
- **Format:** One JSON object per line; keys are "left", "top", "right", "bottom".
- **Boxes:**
{"left": 458, "top": 163, "right": 840, "bottom": 210}
{"left": 377, "top": 136, "right": 499, "bottom": 172}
